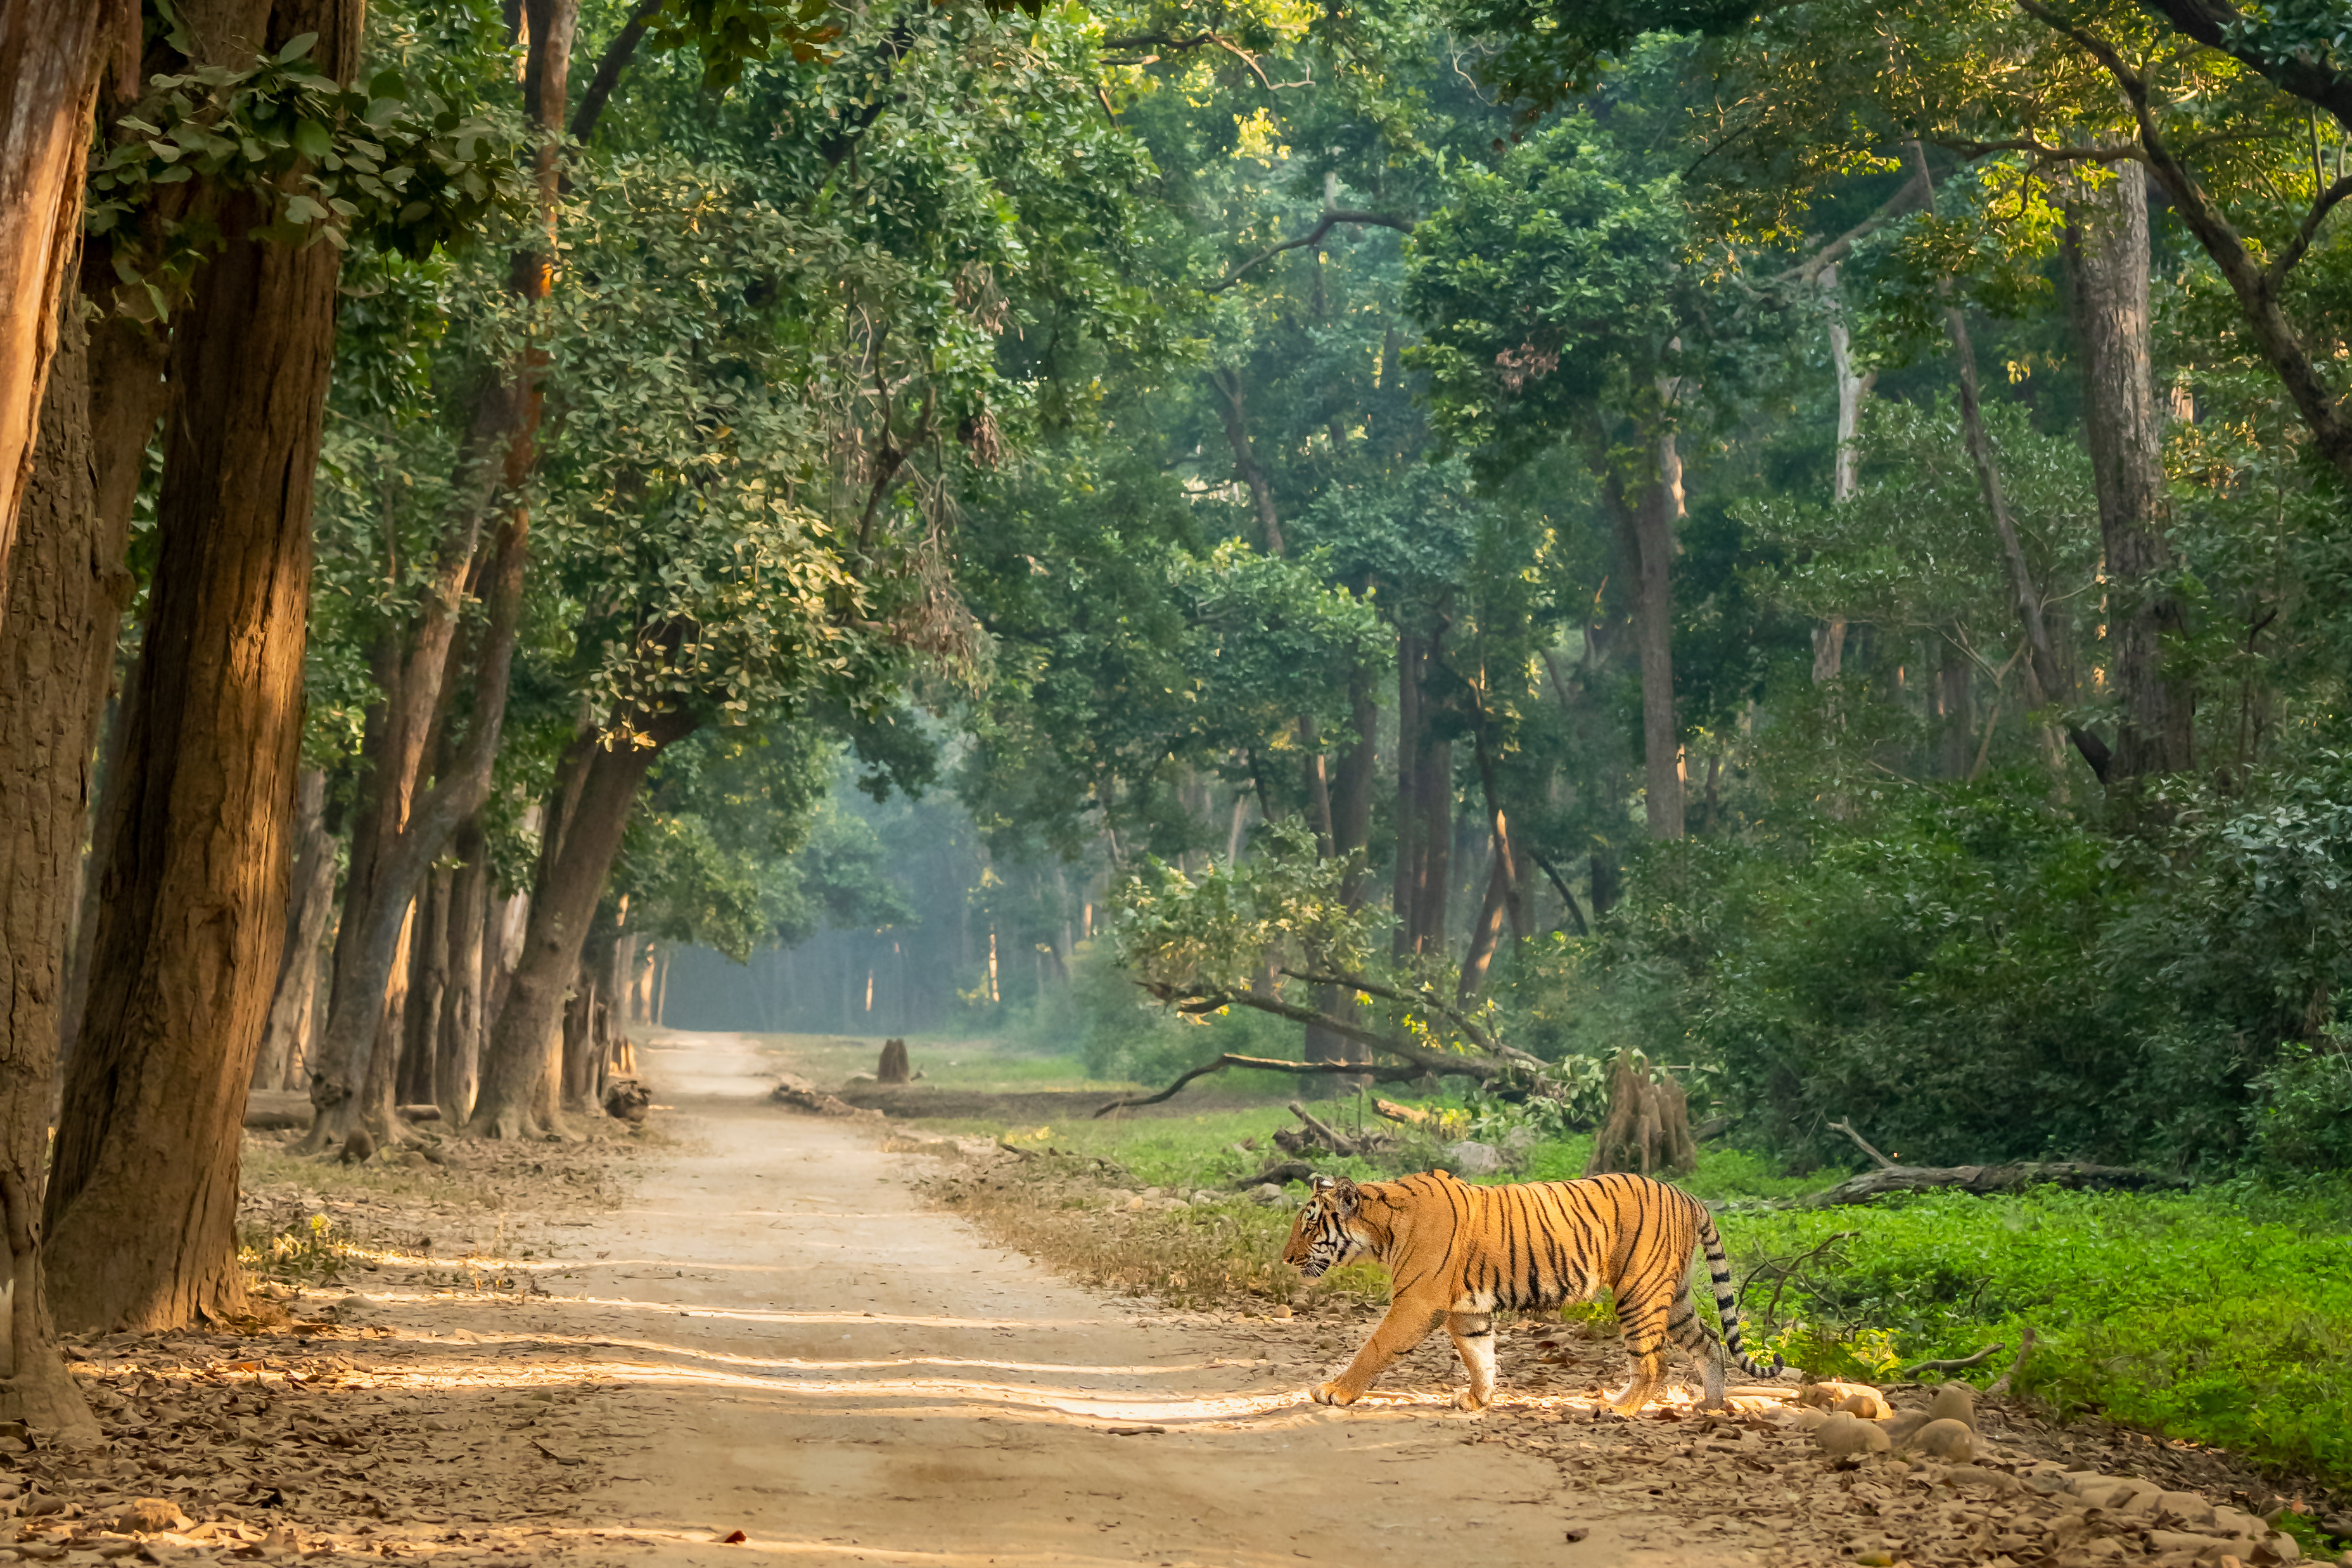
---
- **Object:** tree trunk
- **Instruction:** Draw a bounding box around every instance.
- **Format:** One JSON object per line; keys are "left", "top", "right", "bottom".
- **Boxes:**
{"left": 400, "top": 866, "right": 452, "bottom": 1106}
{"left": 1455, "top": 845, "right": 1510, "bottom": 1004}
{"left": 1584, "top": 1054, "right": 1696, "bottom": 1178}
{"left": 51, "top": 309, "right": 169, "bottom": 1071}
{"left": 0, "top": 307, "right": 117, "bottom": 1440}
{"left": 1935, "top": 639, "right": 1975, "bottom": 781}
{"left": 1813, "top": 263, "right": 1871, "bottom": 683}
{"left": 354, "top": 899, "right": 415, "bottom": 1142}
{"left": 44, "top": 0, "right": 357, "bottom": 1326}
{"left": 1391, "top": 627, "right": 1423, "bottom": 960}
{"left": 252, "top": 768, "right": 335, "bottom": 1093}
{"left": 1411, "top": 725, "right": 1452, "bottom": 953}
{"left": 436, "top": 819, "right": 489, "bottom": 1125}
{"left": 468, "top": 713, "right": 694, "bottom": 1139}
{"left": 563, "top": 898, "right": 618, "bottom": 1111}
{"left": 1634, "top": 422, "right": 1684, "bottom": 840}
{"left": 302, "top": 506, "right": 528, "bottom": 1149}
{"left": 2067, "top": 162, "right": 2191, "bottom": 785}
{"left": 0, "top": 0, "right": 112, "bottom": 588}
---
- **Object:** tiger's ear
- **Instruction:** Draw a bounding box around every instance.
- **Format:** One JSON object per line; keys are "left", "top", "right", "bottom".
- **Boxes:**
{"left": 1327, "top": 1175, "right": 1361, "bottom": 1216}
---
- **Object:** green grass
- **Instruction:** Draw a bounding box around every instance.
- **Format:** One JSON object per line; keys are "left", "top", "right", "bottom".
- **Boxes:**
{"left": 1722, "top": 1180, "right": 2352, "bottom": 1489}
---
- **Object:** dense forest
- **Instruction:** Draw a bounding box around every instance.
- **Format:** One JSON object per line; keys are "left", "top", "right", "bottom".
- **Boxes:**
{"left": 4, "top": 0, "right": 2352, "bottom": 1452}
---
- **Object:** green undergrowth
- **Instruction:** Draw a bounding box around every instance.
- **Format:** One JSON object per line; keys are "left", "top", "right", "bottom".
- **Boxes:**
{"left": 1722, "top": 1179, "right": 2352, "bottom": 1489}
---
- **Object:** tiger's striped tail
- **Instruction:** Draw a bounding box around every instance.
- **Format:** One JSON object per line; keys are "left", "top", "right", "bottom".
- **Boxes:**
{"left": 1699, "top": 1214, "right": 1784, "bottom": 1380}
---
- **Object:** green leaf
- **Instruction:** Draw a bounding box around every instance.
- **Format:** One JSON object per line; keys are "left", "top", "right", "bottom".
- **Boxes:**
{"left": 293, "top": 119, "right": 333, "bottom": 160}
{"left": 276, "top": 31, "right": 317, "bottom": 61}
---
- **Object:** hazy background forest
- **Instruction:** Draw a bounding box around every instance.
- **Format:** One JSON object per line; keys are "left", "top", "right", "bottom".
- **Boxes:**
{"left": 6, "top": 0, "right": 2352, "bottom": 1505}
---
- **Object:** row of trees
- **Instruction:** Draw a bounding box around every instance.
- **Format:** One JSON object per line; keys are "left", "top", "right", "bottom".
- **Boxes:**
{"left": 0, "top": 0, "right": 1158, "bottom": 1439}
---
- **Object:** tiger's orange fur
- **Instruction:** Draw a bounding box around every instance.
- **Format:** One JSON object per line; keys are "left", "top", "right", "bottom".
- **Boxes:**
{"left": 1281, "top": 1168, "right": 1780, "bottom": 1412}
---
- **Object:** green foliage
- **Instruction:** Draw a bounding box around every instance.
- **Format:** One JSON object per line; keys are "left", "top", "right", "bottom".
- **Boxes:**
{"left": 89, "top": 1, "right": 531, "bottom": 319}
{"left": 1732, "top": 1183, "right": 2352, "bottom": 1486}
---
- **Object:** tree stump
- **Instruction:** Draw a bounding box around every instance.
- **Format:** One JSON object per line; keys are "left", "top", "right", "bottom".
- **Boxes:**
{"left": 1583, "top": 1053, "right": 1696, "bottom": 1177}
{"left": 876, "top": 1038, "right": 911, "bottom": 1085}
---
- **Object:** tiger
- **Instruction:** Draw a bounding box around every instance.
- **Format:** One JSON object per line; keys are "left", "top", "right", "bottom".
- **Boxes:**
{"left": 1281, "top": 1168, "right": 1783, "bottom": 1413}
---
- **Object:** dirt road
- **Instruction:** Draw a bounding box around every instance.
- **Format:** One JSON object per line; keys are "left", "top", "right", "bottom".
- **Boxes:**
{"left": 521, "top": 1030, "right": 1717, "bottom": 1567}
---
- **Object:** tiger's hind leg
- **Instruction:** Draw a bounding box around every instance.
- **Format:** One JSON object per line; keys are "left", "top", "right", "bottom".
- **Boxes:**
{"left": 1665, "top": 1275, "right": 1729, "bottom": 1411}
{"left": 1443, "top": 1311, "right": 1496, "bottom": 1412}
{"left": 1605, "top": 1285, "right": 1678, "bottom": 1415}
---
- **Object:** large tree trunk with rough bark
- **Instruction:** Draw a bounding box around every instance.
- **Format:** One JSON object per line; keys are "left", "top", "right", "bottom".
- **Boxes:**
{"left": 46, "top": 31, "right": 355, "bottom": 1332}
{"left": 252, "top": 768, "right": 336, "bottom": 1093}
{"left": 2068, "top": 163, "right": 2191, "bottom": 787}
{"left": 468, "top": 713, "right": 694, "bottom": 1140}
{"left": 0, "top": 0, "right": 114, "bottom": 590}
{"left": 435, "top": 820, "right": 489, "bottom": 1124}
{"left": 0, "top": 309, "right": 123, "bottom": 1441}
{"left": 49, "top": 303, "right": 169, "bottom": 1075}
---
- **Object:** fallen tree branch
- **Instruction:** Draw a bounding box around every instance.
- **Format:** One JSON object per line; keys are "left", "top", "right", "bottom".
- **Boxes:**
{"left": 1803, "top": 1161, "right": 2188, "bottom": 1207}
{"left": 1899, "top": 1343, "right": 2004, "bottom": 1379}
{"left": 1985, "top": 1326, "right": 2036, "bottom": 1397}
{"left": 1288, "top": 1099, "right": 1350, "bottom": 1149}
{"left": 1373, "top": 1098, "right": 1431, "bottom": 1128}
{"left": 1233, "top": 1159, "right": 1318, "bottom": 1190}
{"left": 1827, "top": 1118, "right": 1898, "bottom": 1170}
{"left": 1092, "top": 1053, "right": 1419, "bottom": 1117}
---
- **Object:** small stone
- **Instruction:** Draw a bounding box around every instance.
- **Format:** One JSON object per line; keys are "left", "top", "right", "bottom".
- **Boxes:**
{"left": 1927, "top": 1383, "right": 1977, "bottom": 1431}
{"left": 1812, "top": 1412, "right": 1891, "bottom": 1456}
{"left": 1905, "top": 1417, "right": 1976, "bottom": 1462}
{"left": 1248, "top": 1183, "right": 1284, "bottom": 1206}
{"left": 1442, "top": 1140, "right": 1504, "bottom": 1175}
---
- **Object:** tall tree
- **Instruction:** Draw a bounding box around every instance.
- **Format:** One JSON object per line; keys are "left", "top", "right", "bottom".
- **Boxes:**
{"left": 44, "top": 0, "right": 362, "bottom": 1334}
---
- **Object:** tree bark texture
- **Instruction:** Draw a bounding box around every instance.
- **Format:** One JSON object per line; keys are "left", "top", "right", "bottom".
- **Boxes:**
{"left": 468, "top": 713, "right": 694, "bottom": 1139}
{"left": 435, "top": 819, "right": 489, "bottom": 1124}
{"left": 46, "top": 110, "right": 354, "bottom": 1339}
{"left": 399, "top": 866, "right": 452, "bottom": 1106}
{"left": 49, "top": 306, "right": 169, "bottom": 1073}
{"left": 2066, "top": 163, "right": 2192, "bottom": 783}
{"left": 0, "top": 312, "right": 118, "bottom": 1440}
{"left": 0, "top": 0, "right": 112, "bottom": 589}
{"left": 252, "top": 768, "right": 335, "bottom": 1092}
{"left": 561, "top": 899, "right": 619, "bottom": 1110}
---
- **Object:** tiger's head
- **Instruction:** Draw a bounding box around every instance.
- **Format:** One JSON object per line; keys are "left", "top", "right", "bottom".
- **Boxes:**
{"left": 1282, "top": 1175, "right": 1369, "bottom": 1278}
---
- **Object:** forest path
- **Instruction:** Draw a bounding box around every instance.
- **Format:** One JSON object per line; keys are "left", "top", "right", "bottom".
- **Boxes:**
{"left": 529, "top": 1029, "right": 1721, "bottom": 1568}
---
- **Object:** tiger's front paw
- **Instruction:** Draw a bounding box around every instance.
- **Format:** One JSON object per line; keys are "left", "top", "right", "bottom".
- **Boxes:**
{"left": 1454, "top": 1389, "right": 1489, "bottom": 1412}
{"left": 1311, "top": 1381, "right": 1359, "bottom": 1406}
